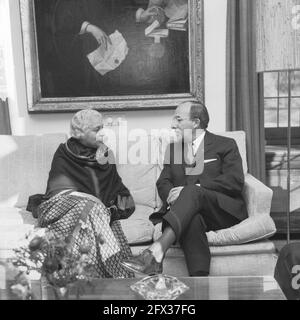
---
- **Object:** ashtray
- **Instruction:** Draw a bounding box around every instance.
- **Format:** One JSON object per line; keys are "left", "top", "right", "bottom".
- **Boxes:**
{"left": 130, "top": 274, "right": 189, "bottom": 300}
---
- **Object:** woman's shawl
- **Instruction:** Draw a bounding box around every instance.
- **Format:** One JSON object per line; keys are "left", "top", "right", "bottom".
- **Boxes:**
{"left": 45, "top": 138, "right": 132, "bottom": 209}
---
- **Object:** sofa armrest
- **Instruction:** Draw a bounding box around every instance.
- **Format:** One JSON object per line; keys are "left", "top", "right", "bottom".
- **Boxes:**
{"left": 243, "top": 174, "right": 273, "bottom": 218}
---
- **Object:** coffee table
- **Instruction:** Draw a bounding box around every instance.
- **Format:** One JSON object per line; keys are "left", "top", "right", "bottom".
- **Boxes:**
{"left": 0, "top": 266, "right": 286, "bottom": 300}
{"left": 47, "top": 276, "right": 284, "bottom": 300}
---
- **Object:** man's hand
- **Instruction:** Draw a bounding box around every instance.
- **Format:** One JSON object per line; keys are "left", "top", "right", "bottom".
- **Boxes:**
{"left": 86, "top": 24, "right": 112, "bottom": 50}
{"left": 167, "top": 187, "right": 184, "bottom": 205}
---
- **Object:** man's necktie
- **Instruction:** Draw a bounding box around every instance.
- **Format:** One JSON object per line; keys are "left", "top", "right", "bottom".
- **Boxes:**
{"left": 185, "top": 139, "right": 204, "bottom": 176}
{"left": 192, "top": 141, "right": 196, "bottom": 157}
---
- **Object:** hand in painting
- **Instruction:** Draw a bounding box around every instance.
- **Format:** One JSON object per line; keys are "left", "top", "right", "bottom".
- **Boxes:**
{"left": 86, "top": 24, "right": 112, "bottom": 50}
{"left": 136, "top": 7, "right": 165, "bottom": 24}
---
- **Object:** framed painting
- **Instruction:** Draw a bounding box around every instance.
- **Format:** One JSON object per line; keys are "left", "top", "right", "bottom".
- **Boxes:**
{"left": 19, "top": 0, "right": 204, "bottom": 112}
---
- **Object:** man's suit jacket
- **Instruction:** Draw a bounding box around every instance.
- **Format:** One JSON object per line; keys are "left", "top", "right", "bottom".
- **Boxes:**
{"left": 156, "top": 131, "right": 248, "bottom": 221}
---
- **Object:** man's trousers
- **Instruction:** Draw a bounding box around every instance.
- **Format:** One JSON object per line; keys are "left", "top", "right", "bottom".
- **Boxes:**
{"left": 163, "top": 185, "right": 240, "bottom": 276}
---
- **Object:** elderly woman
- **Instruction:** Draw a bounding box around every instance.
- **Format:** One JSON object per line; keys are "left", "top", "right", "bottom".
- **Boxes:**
{"left": 37, "top": 109, "right": 134, "bottom": 278}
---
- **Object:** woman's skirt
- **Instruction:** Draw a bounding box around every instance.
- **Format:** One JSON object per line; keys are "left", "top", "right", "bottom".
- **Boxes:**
{"left": 37, "top": 192, "right": 134, "bottom": 279}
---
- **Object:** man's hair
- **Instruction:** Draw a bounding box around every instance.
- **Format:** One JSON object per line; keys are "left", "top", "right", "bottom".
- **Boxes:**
{"left": 189, "top": 101, "right": 209, "bottom": 129}
{"left": 70, "top": 109, "right": 102, "bottom": 139}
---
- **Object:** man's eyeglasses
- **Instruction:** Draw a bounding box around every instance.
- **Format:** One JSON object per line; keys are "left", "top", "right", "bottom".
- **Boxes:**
{"left": 173, "top": 117, "right": 190, "bottom": 122}
{"left": 173, "top": 117, "right": 200, "bottom": 122}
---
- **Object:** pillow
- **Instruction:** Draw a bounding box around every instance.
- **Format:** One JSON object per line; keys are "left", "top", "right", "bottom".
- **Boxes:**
{"left": 149, "top": 214, "right": 276, "bottom": 246}
{"left": 206, "top": 215, "right": 276, "bottom": 246}
{"left": 120, "top": 204, "right": 155, "bottom": 245}
{"left": 0, "top": 134, "right": 67, "bottom": 209}
{"left": 116, "top": 134, "right": 159, "bottom": 208}
{"left": 117, "top": 164, "right": 157, "bottom": 208}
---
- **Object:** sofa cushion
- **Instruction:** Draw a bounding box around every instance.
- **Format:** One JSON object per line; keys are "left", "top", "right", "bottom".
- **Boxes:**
{"left": 0, "top": 207, "right": 36, "bottom": 226}
{"left": 0, "top": 207, "right": 36, "bottom": 250}
{"left": 117, "top": 164, "right": 157, "bottom": 208}
{"left": 0, "top": 134, "right": 67, "bottom": 208}
{"left": 206, "top": 215, "right": 276, "bottom": 246}
{"left": 130, "top": 240, "right": 276, "bottom": 256}
{"left": 209, "top": 239, "right": 276, "bottom": 255}
{"left": 0, "top": 224, "right": 35, "bottom": 250}
{"left": 120, "top": 204, "right": 155, "bottom": 245}
{"left": 153, "top": 215, "right": 276, "bottom": 247}
{"left": 115, "top": 134, "right": 158, "bottom": 209}
{"left": 243, "top": 174, "right": 273, "bottom": 218}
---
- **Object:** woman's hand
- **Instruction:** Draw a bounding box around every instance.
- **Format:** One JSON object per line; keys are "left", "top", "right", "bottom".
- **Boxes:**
{"left": 86, "top": 24, "right": 112, "bottom": 50}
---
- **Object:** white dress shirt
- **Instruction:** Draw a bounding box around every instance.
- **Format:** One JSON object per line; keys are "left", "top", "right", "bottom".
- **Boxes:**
{"left": 189, "top": 131, "right": 206, "bottom": 187}
{"left": 191, "top": 130, "right": 206, "bottom": 156}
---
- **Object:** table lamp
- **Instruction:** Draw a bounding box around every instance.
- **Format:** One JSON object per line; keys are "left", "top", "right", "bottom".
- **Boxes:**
{"left": 256, "top": 0, "right": 300, "bottom": 243}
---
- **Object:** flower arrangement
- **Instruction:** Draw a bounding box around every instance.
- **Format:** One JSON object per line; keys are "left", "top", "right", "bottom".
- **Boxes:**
{"left": 9, "top": 228, "right": 97, "bottom": 300}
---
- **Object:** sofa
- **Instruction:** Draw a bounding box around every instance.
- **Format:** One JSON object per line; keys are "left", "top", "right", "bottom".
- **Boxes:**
{"left": 0, "top": 131, "right": 278, "bottom": 276}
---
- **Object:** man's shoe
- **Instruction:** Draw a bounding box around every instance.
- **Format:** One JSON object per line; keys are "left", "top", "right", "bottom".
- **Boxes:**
{"left": 121, "top": 249, "right": 163, "bottom": 275}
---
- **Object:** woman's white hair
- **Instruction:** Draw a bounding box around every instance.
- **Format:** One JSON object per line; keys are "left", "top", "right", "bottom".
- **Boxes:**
{"left": 70, "top": 109, "right": 103, "bottom": 139}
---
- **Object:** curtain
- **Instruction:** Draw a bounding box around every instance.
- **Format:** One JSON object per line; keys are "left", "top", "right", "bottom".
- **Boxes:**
{"left": 0, "top": 0, "right": 11, "bottom": 134}
{"left": 226, "top": 0, "right": 265, "bottom": 182}
{"left": 0, "top": 98, "right": 12, "bottom": 134}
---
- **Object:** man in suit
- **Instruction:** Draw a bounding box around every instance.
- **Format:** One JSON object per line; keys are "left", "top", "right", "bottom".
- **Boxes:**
{"left": 121, "top": 101, "right": 248, "bottom": 276}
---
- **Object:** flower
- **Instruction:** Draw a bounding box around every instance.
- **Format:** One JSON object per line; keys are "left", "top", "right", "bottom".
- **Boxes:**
{"left": 11, "top": 283, "right": 29, "bottom": 300}
{"left": 15, "top": 272, "right": 30, "bottom": 286}
{"left": 10, "top": 272, "right": 35, "bottom": 300}
{"left": 10, "top": 229, "right": 97, "bottom": 299}
{"left": 43, "top": 256, "right": 61, "bottom": 274}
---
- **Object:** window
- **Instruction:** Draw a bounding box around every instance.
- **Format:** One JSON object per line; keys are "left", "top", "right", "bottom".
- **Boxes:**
{"left": 264, "top": 71, "right": 300, "bottom": 128}
{"left": 264, "top": 71, "right": 300, "bottom": 235}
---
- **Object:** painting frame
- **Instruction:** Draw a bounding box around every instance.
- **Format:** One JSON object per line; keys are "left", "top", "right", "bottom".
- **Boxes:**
{"left": 19, "top": 0, "right": 204, "bottom": 113}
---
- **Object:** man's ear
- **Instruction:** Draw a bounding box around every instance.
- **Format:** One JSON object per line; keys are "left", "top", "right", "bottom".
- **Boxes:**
{"left": 193, "top": 119, "right": 201, "bottom": 129}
